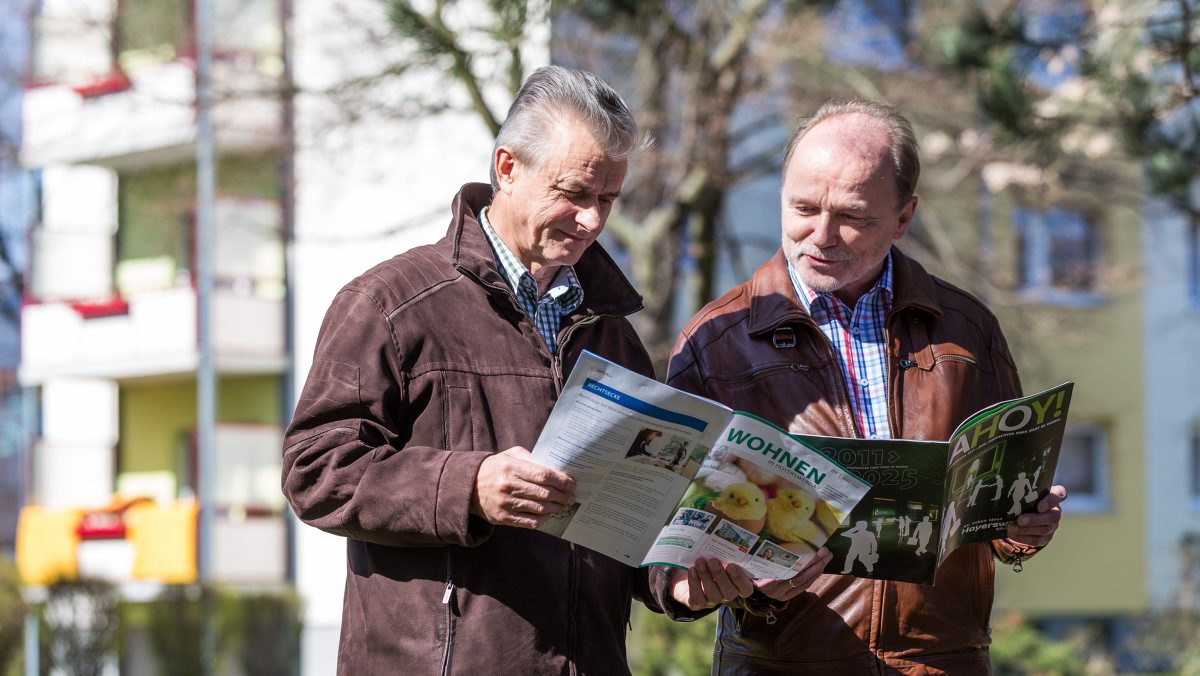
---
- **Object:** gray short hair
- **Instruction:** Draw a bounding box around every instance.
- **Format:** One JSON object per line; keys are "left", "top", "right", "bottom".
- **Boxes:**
{"left": 782, "top": 97, "right": 921, "bottom": 206}
{"left": 490, "top": 66, "right": 642, "bottom": 190}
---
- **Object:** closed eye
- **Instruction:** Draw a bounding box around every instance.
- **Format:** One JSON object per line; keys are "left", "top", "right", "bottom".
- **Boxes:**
{"left": 842, "top": 212, "right": 876, "bottom": 226}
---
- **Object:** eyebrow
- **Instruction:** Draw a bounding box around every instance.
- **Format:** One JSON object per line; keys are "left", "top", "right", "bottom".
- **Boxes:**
{"left": 556, "top": 179, "right": 589, "bottom": 192}
{"left": 558, "top": 178, "right": 621, "bottom": 199}
{"left": 785, "top": 196, "right": 872, "bottom": 212}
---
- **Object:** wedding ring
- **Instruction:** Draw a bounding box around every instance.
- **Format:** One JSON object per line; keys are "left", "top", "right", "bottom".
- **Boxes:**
{"left": 787, "top": 578, "right": 797, "bottom": 589}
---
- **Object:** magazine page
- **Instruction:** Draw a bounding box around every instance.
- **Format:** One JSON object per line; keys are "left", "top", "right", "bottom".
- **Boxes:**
{"left": 935, "top": 382, "right": 1075, "bottom": 570}
{"left": 796, "top": 435, "right": 951, "bottom": 585}
{"left": 530, "top": 351, "right": 735, "bottom": 566}
{"left": 642, "top": 413, "right": 871, "bottom": 580}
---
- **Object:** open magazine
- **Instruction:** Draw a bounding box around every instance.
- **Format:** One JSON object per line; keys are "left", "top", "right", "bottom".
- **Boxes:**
{"left": 794, "top": 382, "right": 1074, "bottom": 584}
{"left": 530, "top": 351, "right": 871, "bottom": 580}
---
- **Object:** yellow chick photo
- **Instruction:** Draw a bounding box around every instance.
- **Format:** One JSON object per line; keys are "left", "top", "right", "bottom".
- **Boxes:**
{"left": 705, "top": 482, "right": 767, "bottom": 533}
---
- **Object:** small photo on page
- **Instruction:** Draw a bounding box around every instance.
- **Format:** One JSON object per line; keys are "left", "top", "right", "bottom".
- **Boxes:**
{"left": 624, "top": 431, "right": 706, "bottom": 479}
{"left": 754, "top": 540, "right": 801, "bottom": 568}
{"left": 670, "top": 508, "right": 716, "bottom": 532}
{"left": 711, "top": 520, "right": 755, "bottom": 552}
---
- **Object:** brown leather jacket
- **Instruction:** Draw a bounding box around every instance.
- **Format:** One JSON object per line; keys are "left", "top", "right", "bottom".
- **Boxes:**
{"left": 283, "top": 183, "right": 678, "bottom": 675}
{"left": 668, "top": 249, "right": 1025, "bottom": 675}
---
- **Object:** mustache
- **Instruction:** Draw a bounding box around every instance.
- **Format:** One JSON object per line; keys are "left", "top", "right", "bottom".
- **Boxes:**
{"left": 791, "top": 244, "right": 854, "bottom": 262}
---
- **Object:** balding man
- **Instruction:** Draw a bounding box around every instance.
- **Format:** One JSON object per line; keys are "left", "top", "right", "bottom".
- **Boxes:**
{"left": 668, "top": 97, "right": 1067, "bottom": 674}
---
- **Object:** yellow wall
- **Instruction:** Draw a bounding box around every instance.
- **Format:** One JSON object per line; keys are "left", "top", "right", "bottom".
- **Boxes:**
{"left": 990, "top": 192, "right": 1146, "bottom": 616}
{"left": 119, "top": 375, "right": 282, "bottom": 477}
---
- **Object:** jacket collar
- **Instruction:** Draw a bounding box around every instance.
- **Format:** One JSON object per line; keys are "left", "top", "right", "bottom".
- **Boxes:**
{"left": 746, "top": 246, "right": 942, "bottom": 337}
{"left": 447, "top": 182, "right": 644, "bottom": 317}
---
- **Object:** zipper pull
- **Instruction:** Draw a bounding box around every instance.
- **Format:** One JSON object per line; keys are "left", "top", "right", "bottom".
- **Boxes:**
{"left": 1008, "top": 541, "right": 1034, "bottom": 572}
{"left": 442, "top": 581, "right": 455, "bottom": 604}
{"left": 899, "top": 359, "right": 918, "bottom": 369}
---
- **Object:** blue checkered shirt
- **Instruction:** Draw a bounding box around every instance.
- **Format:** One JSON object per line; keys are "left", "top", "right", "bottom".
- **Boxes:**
{"left": 479, "top": 208, "right": 584, "bottom": 355}
{"left": 788, "top": 253, "right": 895, "bottom": 439}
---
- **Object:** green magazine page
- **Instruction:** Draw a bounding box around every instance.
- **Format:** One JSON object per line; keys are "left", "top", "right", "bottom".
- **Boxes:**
{"left": 795, "top": 382, "right": 1073, "bottom": 585}
{"left": 796, "top": 436, "right": 949, "bottom": 584}
{"left": 938, "top": 382, "right": 1074, "bottom": 569}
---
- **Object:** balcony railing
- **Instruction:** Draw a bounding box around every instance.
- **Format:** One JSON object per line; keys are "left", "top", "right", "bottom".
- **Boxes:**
{"left": 22, "top": 58, "right": 284, "bottom": 170}
{"left": 20, "top": 286, "right": 285, "bottom": 384}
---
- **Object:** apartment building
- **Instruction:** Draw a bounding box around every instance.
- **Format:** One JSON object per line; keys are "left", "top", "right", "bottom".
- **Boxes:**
{"left": 17, "top": 0, "right": 540, "bottom": 672}
{"left": 18, "top": 0, "right": 289, "bottom": 587}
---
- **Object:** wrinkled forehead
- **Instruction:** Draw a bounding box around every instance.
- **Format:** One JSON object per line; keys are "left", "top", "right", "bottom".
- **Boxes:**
{"left": 785, "top": 118, "right": 900, "bottom": 201}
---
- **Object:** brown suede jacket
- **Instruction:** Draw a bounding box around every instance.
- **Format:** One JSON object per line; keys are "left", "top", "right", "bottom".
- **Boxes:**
{"left": 283, "top": 183, "right": 679, "bottom": 675}
{"left": 668, "top": 249, "right": 1028, "bottom": 675}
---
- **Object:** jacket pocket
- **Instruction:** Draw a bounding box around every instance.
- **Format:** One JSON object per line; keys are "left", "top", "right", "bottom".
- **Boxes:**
{"left": 712, "top": 362, "right": 816, "bottom": 390}
{"left": 933, "top": 353, "right": 977, "bottom": 367}
{"left": 443, "top": 374, "right": 477, "bottom": 453}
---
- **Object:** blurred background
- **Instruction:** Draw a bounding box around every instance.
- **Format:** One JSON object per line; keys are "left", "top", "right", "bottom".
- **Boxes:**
{"left": 1, "top": 0, "right": 1198, "bottom": 674}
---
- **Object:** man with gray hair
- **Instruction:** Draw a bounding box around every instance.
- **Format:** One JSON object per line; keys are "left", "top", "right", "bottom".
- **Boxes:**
{"left": 283, "top": 66, "right": 763, "bottom": 674}
{"left": 668, "top": 97, "right": 1067, "bottom": 673}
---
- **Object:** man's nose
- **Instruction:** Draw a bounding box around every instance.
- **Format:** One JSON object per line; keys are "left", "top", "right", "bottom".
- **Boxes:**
{"left": 808, "top": 213, "right": 838, "bottom": 247}
{"left": 577, "top": 202, "right": 602, "bottom": 231}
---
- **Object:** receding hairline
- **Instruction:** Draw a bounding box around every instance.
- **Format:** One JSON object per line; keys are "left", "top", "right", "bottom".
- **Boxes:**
{"left": 782, "top": 97, "right": 921, "bottom": 206}
{"left": 784, "top": 112, "right": 890, "bottom": 169}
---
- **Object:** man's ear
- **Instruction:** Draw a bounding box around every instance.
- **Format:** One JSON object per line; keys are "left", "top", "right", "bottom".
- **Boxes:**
{"left": 895, "top": 195, "right": 918, "bottom": 238}
{"left": 494, "top": 146, "right": 518, "bottom": 195}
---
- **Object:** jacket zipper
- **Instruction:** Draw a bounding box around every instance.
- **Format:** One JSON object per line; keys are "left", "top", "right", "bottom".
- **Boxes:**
{"left": 877, "top": 323, "right": 900, "bottom": 665}
{"left": 554, "top": 307, "right": 638, "bottom": 675}
{"left": 554, "top": 314, "right": 607, "bottom": 391}
{"left": 554, "top": 309, "right": 633, "bottom": 672}
{"left": 440, "top": 551, "right": 457, "bottom": 676}
{"left": 567, "top": 544, "right": 579, "bottom": 676}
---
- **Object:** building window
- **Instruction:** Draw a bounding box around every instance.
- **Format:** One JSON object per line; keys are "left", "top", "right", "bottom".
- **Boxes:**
{"left": 1191, "top": 429, "right": 1200, "bottom": 510}
{"left": 1015, "top": 205, "right": 1101, "bottom": 305}
{"left": 1053, "top": 423, "right": 1109, "bottom": 512}
{"left": 1190, "top": 218, "right": 1200, "bottom": 310}
{"left": 823, "top": 0, "right": 915, "bottom": 72}
{"left": 1016, "top": 0, "right": 1090, "bottom": 90}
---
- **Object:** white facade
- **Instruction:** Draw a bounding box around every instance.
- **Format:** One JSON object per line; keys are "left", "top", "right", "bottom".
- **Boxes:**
{"left": 19, "top": 0, "right": 291, "bottom": 597}
{"left": 21, "top": 0, "right": 555, "bottom": 669}
{"left": 289, "top": 1, "right": 548, "bottom": 672}
{"left": 1141, "top": 195, "right": 1200, "bottom": 608}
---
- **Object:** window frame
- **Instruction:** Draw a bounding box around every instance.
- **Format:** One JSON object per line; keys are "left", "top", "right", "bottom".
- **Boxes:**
{"left": 1190, "top": 427, "right": 1200, "bottom": 511}
{"left": 1015, "top": 204, "right": 1104, "bottom": 307}
{"left": 1054, "top": 421, "right": 1110, "bottom": 513}
{"left": 1189, "top": 216, "right": 1200, "bottom": 311}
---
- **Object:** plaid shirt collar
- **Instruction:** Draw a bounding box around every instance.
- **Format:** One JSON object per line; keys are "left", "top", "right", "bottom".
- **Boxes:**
{"left": 789, "top": 252, "right": 895, "bottom": 323}
{"left": 479, "top": 207, "right": 584, "bottom": 353}
{"left": 787, "top": 252, "right": 895, "bottom": 439}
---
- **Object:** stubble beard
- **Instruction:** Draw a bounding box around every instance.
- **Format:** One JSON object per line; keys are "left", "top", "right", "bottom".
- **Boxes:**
{"left": 783, "top": 240, "right": 856, "bottom": 294}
